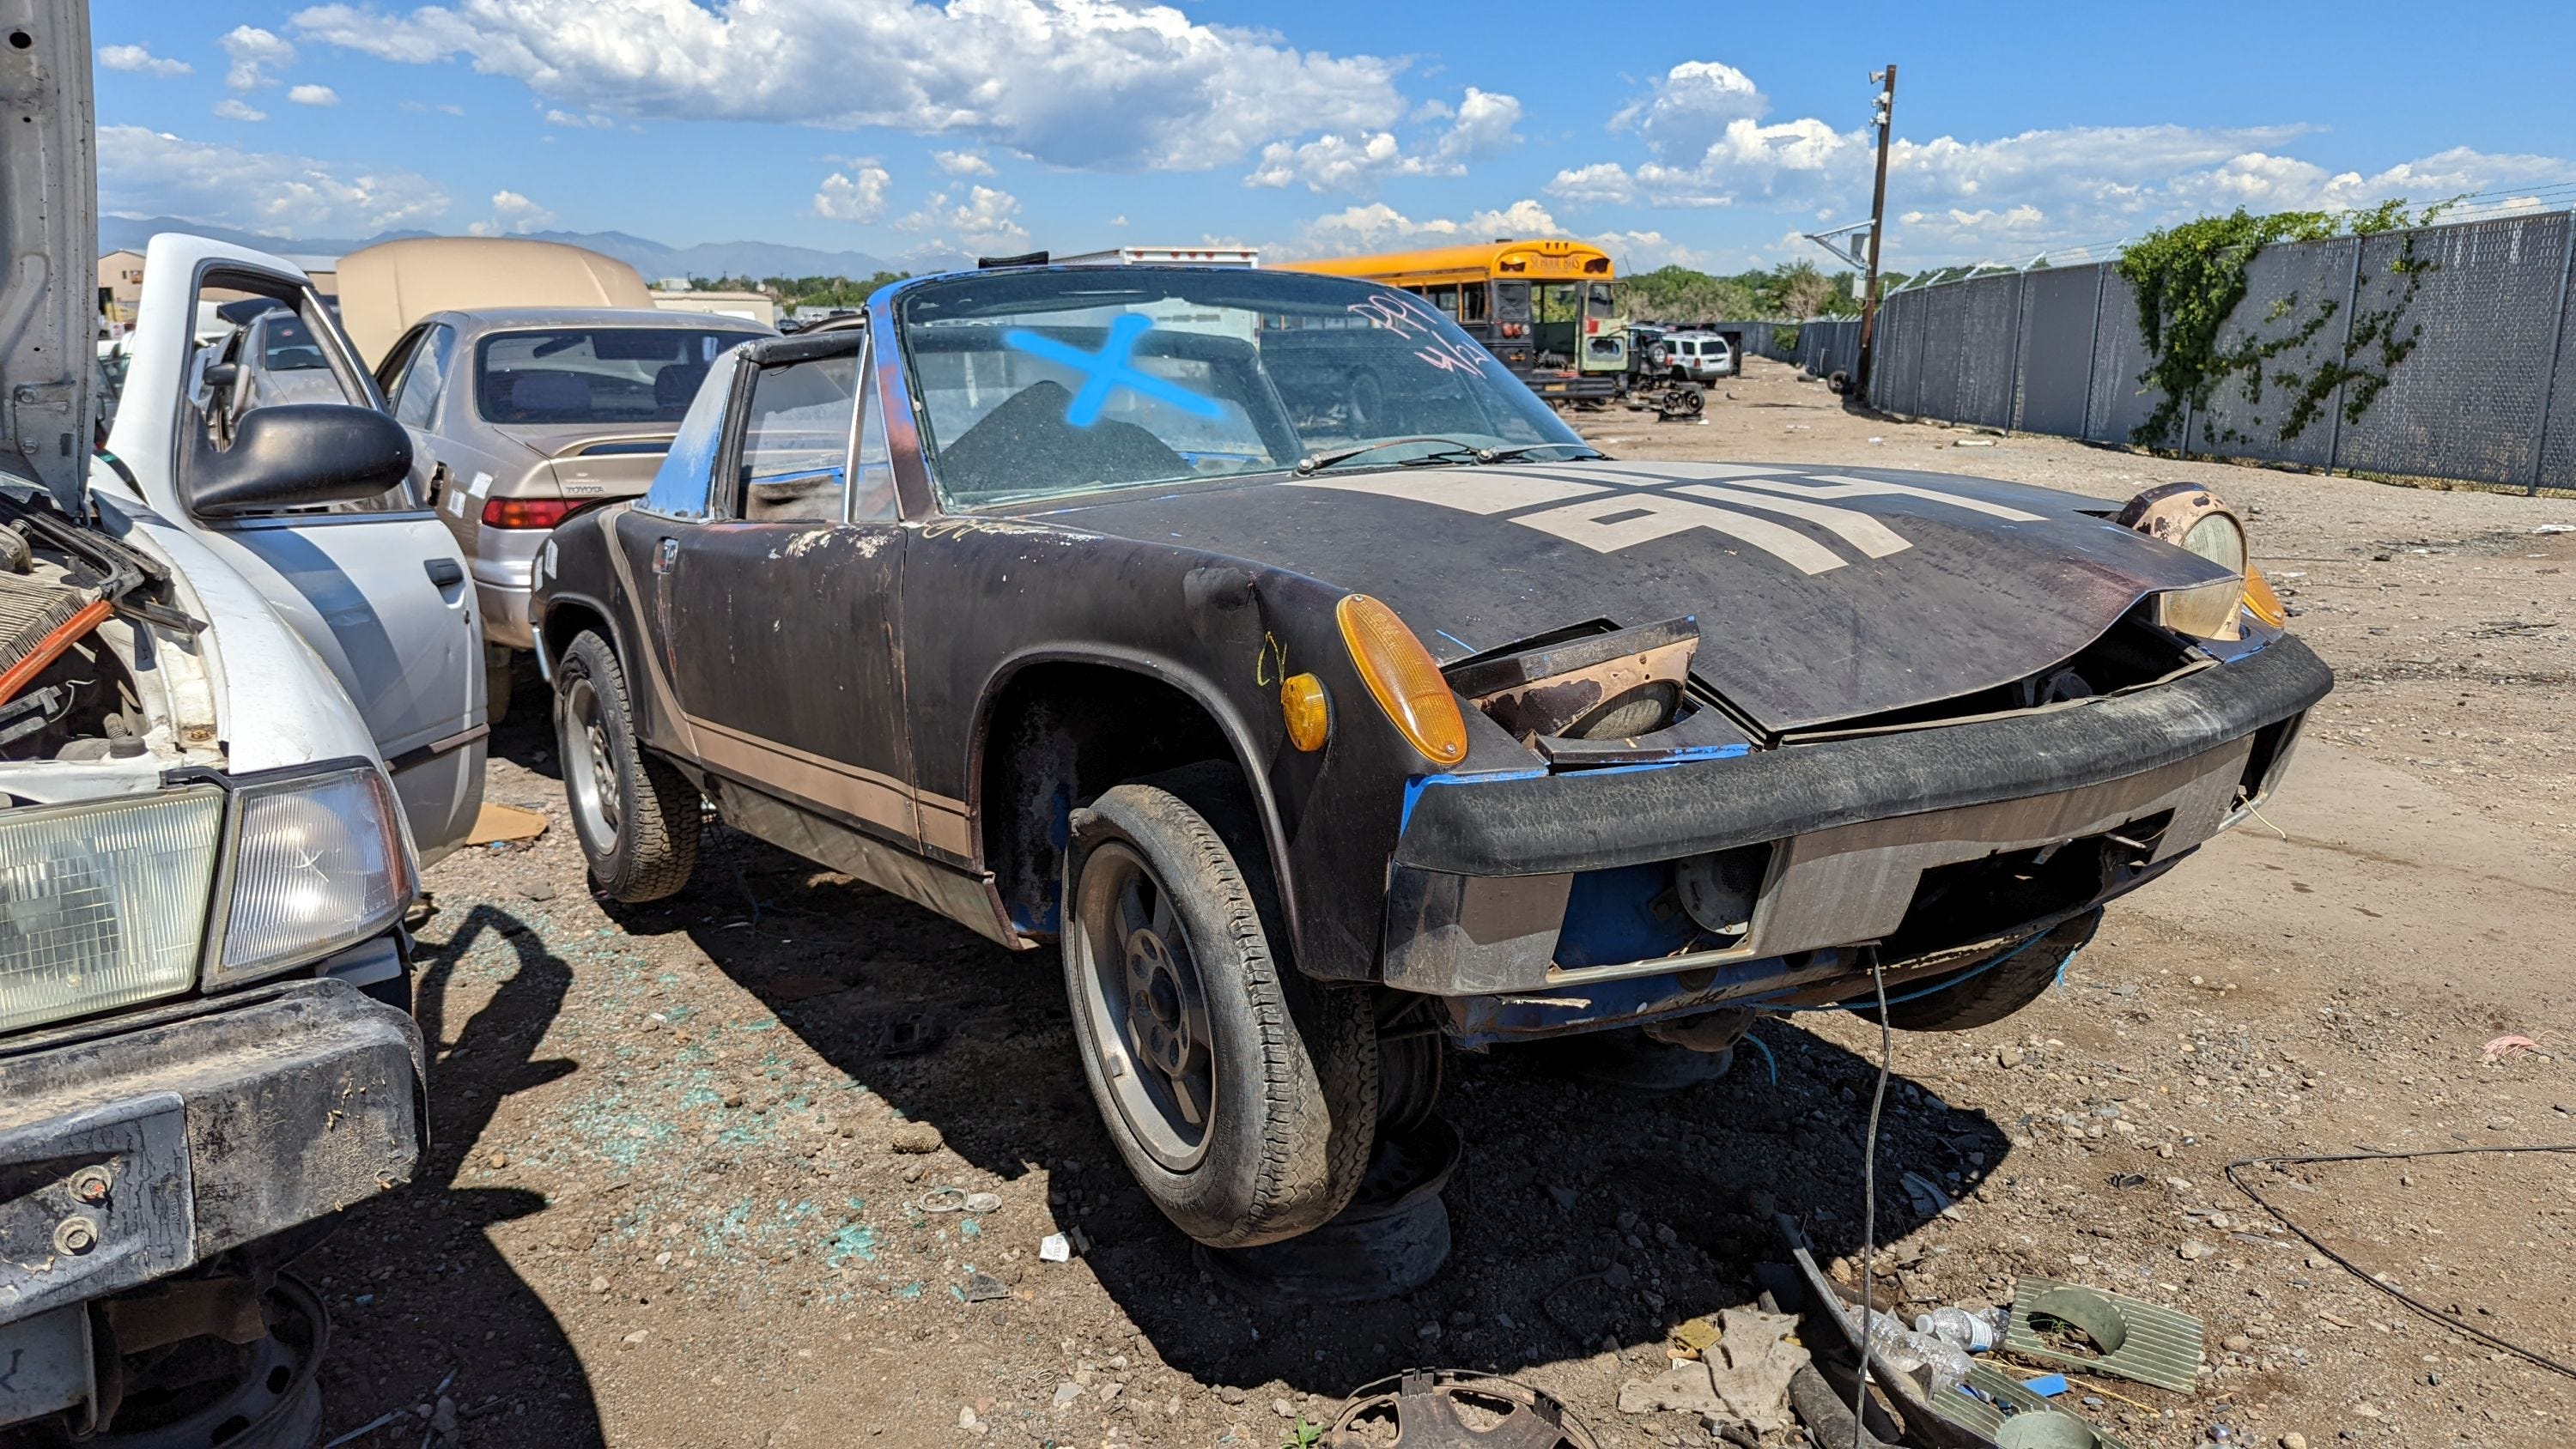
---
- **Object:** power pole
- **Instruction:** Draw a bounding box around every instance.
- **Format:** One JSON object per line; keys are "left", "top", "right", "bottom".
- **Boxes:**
{"left": 1856, "top": 64, "right": 1897, "bottom": 399}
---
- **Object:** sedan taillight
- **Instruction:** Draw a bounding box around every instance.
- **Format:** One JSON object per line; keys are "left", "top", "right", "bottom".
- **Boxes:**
{"left": 482, "top": 497, "right": 576, "bottom": 529}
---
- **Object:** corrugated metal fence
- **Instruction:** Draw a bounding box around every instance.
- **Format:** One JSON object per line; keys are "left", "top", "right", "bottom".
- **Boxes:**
{"left": 1862, "top": 212, "right": 2576, "bottom": 494}
{"left": 1704, "top": 318, "right": 1865, "bottom": 378}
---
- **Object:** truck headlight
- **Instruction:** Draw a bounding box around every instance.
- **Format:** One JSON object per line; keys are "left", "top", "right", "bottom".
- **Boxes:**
{"left": 210, "top": 765, "right": 415, "bottom": 988}
{"left": 0, "top": 787, "right": 226, "bottom": 1034}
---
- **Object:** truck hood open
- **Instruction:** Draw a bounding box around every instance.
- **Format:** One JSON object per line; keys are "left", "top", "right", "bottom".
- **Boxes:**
{"left": 1025, "top": 460, "right": 2235, "bottom": 733}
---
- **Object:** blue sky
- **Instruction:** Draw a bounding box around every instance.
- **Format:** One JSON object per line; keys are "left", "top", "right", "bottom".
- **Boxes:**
{"left": 91, "top": 0, "right": 2576, "bottom": 272}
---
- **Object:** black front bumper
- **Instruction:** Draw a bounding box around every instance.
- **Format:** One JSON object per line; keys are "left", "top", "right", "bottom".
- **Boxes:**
{"left": 0, "top": 977, "right": 426, "bottom": 1329}
{"left": 1379, "top": 637, "right": 2331, "bottom": 999}
{"left": 1397, "top": 635, "right": 2333, "bottom": 877}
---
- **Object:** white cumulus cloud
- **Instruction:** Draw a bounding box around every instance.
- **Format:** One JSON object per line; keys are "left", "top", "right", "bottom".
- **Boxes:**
{"left": 220, "top": 26, "right": 296, "bottom": 90}
{"left": 467, "top": 188, "right": 556, "bottom": 235}
{"left": 1283, "top": 197, "right": 1705, "bottom": 270}
{"left": 288, "top": 83, "right": 341, "bottom": 106}
{"left": 543, "top": 108, "right": 617, "bottom": 130}
{"left": 289, "top": 0, "right": 1405, "bottom": 170}
{"left": 1245, "top": 86, "right": 1522, "bottom": 193}
{"left": 897, "top": 184, "right": 1029, "bottom": 253}
{"left": 213, "top": 99, "right": 269, "bottom": 123}
{"left": 97, "top": 124, "right": 450, "bottom": 233}
{"left": 933, "top": 149, "right": 994, "bottom": 176}
{"left": 98, "top": 44, "right": 191, "bottom": 77}
{"left": 813, "top": 162, "right": 893, "bottom": 222}
{"left": 1552, "top": 58, "right": 2576, "bottom": 264}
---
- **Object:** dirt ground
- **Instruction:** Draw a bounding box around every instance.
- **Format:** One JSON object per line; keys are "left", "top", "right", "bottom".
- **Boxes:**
{"left": 305, "top": 360, "right": 2576, "bottom": 1449}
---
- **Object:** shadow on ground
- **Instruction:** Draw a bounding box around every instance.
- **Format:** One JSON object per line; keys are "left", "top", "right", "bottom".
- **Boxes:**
{"left": 589, "top": 809, "right": 2008, "bottom": 1399}
{"left": 302, "top": 902, "right": 606, "bottom": 1445}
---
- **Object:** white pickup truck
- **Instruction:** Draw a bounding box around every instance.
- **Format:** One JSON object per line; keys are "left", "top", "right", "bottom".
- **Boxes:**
{"left": 0, "top": 2, "right": 485, "bottom": 1438}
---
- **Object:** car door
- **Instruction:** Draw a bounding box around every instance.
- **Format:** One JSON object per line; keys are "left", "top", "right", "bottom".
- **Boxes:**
{"left": 653, "top": 335, "right": 915, "bottom": 846}
{"left": 111, "top": 239, "right": 487, "bottom": 863}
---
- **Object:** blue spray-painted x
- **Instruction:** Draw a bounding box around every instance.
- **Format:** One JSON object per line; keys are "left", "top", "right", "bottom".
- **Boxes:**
{"left": 1003, "top": 314, "right": 1226, "bottom": 427}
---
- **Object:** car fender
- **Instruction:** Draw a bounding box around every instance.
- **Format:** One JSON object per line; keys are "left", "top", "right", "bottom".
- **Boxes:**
{"left": 95, "top": 494, "right": 382, "bottom": 772}
{"left": 967, "top": 640, "right": 1309, "bottom": 956}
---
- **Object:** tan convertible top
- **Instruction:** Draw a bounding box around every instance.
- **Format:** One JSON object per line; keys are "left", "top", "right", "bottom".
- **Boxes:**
{"left": 336, "top": 237, "right": 654, "bottom": 365}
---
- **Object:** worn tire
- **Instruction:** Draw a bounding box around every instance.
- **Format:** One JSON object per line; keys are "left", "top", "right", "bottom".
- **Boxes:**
{"left": 1063, "top": 763, "right": 1377, "bottom": 1248}
{"left": 1862, "top": 909, "right": 2102, "bottom": 1031}
{"left": 555, "top": 629, "right": 700, "bottom": 903}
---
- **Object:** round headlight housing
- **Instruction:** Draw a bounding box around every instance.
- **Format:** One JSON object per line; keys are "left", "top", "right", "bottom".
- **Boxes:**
{"left": 2117, "top": 483, "right": 2262, "bottom": 640}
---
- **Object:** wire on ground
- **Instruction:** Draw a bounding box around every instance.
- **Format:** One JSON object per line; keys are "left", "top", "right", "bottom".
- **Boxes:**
{"left": 2225, "top": 1144, "right": 2576, "bottom": 1380}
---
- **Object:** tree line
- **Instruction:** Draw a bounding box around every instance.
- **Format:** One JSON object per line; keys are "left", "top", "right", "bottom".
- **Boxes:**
{"left": 1616, "top": 261, "right": 1919, "bottom": 324}
{"left": 687, "top": 272, "right": 911, "bottom": 312}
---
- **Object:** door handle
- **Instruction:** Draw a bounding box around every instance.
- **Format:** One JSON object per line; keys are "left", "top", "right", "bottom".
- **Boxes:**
{"left": 426, "top": 557, "right": 465, "bottom": 587}
{"left": 654, "top": 537, "right": 678, "bottom": 574}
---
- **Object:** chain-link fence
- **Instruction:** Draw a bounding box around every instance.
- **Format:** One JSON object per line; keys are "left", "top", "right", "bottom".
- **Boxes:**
{"left": 1861, "top": 212, "right": 2576, "bottom": 494}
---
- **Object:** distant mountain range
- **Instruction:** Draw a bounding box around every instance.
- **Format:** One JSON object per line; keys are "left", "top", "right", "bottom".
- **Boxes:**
{"left": 97, "top": 215, "right": 969, "bottom": 281}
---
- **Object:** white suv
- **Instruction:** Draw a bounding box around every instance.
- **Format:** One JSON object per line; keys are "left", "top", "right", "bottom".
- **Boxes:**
{"left": 1649, "top": 330, "right": 1737, "bottom": 383}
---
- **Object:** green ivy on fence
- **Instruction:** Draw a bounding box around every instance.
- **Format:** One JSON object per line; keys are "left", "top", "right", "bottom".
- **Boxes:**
{"left": 2116, "top": 198, "right": 2452, "bottom": 451}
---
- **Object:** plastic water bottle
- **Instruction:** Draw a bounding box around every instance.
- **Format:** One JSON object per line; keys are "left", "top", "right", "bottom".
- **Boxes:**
{"left": 1914, "top": 1306, "right": 1999, "bottom": 1353}
{"left": 1860, "top": 1313, "right": 1974, "bottom": 1397}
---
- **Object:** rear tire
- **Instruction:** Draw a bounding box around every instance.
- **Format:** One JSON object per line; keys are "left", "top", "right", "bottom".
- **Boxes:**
{"left": 1861, "top": 909, "right": 2101, "bottom": 1031}
{"left": 1064, "top": 763, "right": 1377, "bottom": 1247}
{"left": 555, "top": 629, "right": 700, "bottom": 903}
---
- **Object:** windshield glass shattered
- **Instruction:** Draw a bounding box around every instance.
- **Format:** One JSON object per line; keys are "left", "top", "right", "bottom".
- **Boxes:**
{"left": 476, "top": 327, "right": 765, "bottom": 427}
{"left": 897, "top": 270, "right": 1581, "bottom": 508}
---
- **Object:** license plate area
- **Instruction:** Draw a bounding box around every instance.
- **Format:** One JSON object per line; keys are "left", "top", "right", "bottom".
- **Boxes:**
{"left": 0, "top": 1092, "right": 194, "bottom": 1323}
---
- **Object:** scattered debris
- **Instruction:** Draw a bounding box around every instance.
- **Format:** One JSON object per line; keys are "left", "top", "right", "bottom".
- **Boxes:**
{"left": 2536, "top": 522, "right": 2576, "bottom": 534}
{"left": 1671, "top": 1315, "right": 1722, "bottom": 1357}
{"left": 1327, "top": 1370, "right": 1595, "bottom": 1449}
{"left": 1953, "top": 437, "right": 1997, "bottom": 447}
{"left": 2482, "top": 1033, "right": 2541, "bottom": 1062}
{"left": 2003, "top": 1277, "right": 2206, "bottom": 1393}
{"left": 464, "top": 803, "right": 549, "bottom": 847}
{"left": 1614, "top": 1307, "right": 1807, "bottom": 1434}
{"left": 1038, "top": 1233, "right": 1073, "bottom": 1264}
{"left": 959, "top": 1271, "right": 1012, "bottom": 1303}
{"left": 1899, "top": 1170, "right": 1953, "bottom": 1216}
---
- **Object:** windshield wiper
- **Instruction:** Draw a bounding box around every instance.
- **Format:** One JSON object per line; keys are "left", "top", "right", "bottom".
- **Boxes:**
{"left": 1477, "top": 441, "right": 1610, "bottom": 464}
{"left": 1293, "top": 436, "right": 1485, "bottom": 476}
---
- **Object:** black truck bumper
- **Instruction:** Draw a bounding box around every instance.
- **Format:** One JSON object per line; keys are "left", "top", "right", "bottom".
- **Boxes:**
{"left": 0, "top": 974, "right": 426, "bottom": 1338}
{"left": 1379, "top": 637, "right": 2333, "bottom": 1010}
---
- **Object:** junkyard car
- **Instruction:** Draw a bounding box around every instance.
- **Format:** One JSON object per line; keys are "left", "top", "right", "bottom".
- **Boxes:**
{"left": 532, "top": 263, "right": 2328, "bottom": 1249}
{"left": 3, "top": 6, "right": 476, "bottom": 1434}
{"left": 370, "top": 307, "right": 769, "bottom": 707}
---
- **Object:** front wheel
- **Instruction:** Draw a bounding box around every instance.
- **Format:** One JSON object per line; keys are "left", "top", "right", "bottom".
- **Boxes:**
{"left": 556, "top": 630, "right": 701, "bottom": 902}
{"left": 1064, "top": 765, "right": 1378, "bottom": 1247}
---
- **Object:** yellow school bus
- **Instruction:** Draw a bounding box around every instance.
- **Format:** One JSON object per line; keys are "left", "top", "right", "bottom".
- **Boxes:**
{"left": 1279, "top": 239, "right": 1625, "bottom": 402}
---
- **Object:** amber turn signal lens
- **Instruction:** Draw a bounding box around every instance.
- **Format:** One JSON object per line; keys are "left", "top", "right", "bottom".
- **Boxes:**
{"left": 1335, "top": 595, "right": 1468, "bottom": 767}
{"left": 1279, "top": 672, "right": 1331, "bottom": 752}
{"left": 2242, "top": 565, "right": 2287, "bottom": 628}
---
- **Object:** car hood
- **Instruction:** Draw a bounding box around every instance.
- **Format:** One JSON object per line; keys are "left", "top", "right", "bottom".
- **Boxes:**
{"left": 1025, "top": 459, "right": 2235, "bottom": 733}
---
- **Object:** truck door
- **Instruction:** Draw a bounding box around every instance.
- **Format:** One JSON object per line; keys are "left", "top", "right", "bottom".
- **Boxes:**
{"left": 106, "top": 239, "right": 487, "bottom": 863}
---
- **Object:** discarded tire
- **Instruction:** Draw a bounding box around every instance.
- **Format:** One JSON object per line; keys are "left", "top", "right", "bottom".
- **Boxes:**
{"left": 1197, "top": 1116, "right": 1460, "bottom": 1303}
{"left": 1858, "top": 908, "right": 2103, "bottom": 1031}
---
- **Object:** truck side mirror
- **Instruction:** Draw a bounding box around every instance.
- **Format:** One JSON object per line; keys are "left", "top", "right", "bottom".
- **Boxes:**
{"left": 185, "top": 404, "right": 415, "bottom": 517}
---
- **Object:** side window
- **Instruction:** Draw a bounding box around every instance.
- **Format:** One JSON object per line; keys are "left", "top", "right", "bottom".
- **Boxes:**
{"left": 1458, "top": 283, "right": 1490, "bottom": 324}
{"left": 851, "top": 356, "right": 896, "bottom": 523}
{"left": 736, "top": 353, "right": 857, "bottom": 523}
{"left": 1425, "top": 283, "right": 1460, "bottom": 318}
{"left": 391, "top": 324, "right": 455, "bottom": 430}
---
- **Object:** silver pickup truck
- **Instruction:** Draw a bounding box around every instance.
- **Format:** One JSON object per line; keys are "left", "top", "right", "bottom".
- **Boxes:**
{"left": 1, "top": 3, "right": 485, "bottom": 1438}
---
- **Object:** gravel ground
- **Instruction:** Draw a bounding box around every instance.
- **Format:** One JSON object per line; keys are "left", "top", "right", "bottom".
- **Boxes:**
{"left": 303, "top": 361, "right": 2576, "bottom": 1449}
